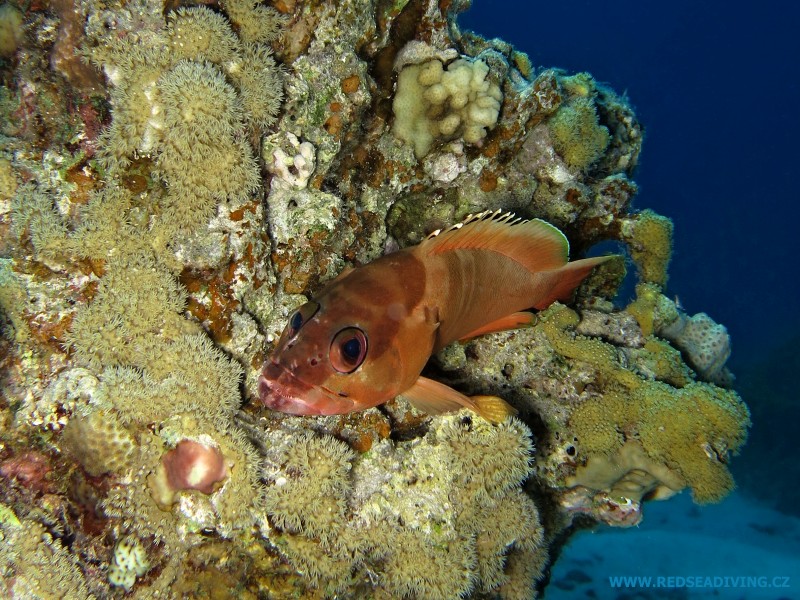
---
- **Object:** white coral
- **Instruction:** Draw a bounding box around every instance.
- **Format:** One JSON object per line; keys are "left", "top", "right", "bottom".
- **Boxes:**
{"left": 266, "top": 132, "right": 317, "bottom": 189}
{"left": 108, "top": 535, "right": 150, "bottom": 591}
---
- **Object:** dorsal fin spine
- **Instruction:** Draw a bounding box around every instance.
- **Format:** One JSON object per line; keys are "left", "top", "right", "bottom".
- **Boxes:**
{"left": 419, "top": 210, "right": 571, "bottom": 274}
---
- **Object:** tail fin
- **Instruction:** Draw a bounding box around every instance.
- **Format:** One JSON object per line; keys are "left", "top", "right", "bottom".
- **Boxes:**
{"left": 532, "top": 255, "right": 614, "bottom": 310}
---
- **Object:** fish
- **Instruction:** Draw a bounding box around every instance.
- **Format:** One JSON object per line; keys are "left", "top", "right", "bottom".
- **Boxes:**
{"left": 258, "top": 210, "right": 611, "bottom": 422}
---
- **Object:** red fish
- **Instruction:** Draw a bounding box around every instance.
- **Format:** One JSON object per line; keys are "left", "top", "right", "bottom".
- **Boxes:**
{"left": 258, "top": 211, "right": 610, "bottom": 422}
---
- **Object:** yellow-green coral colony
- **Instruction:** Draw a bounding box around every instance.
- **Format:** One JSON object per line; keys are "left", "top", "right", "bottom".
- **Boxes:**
{"left": 548, "top": 96, "right": 610, "bottom": 170}
{"left": 3, "top": 0, "right": 281, "bottom": 590}
{"left": 621, "top": 209, "right": 675, "bottom": 286}
{"left": 540, "top": 303, "right": 749, "bottom": 504}
{"left": 94, "top": 4, "right": 281, "bottom": 234}
{"left": 261, "top": 418, "right": 544, "bottom": 598}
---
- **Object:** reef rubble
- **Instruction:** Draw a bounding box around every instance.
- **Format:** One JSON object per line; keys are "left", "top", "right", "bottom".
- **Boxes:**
{"left": 0, "top": 0, "right": 748, "bottom": 597}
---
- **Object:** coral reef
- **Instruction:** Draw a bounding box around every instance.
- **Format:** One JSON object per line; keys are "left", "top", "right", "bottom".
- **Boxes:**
{"left": 0, "top": 3, "right": 23, "bottom": 59}
{"left": 108, "top": 535, "right": 150, "bottom": 591}
{"left": 548, "top": 96, "right": 610, "bottom": 171}
{"left": 0, "top": 512, "right": 94, "bottom": 599}
{"left": 0, "top": 0, "right": 749, "bottom": 596}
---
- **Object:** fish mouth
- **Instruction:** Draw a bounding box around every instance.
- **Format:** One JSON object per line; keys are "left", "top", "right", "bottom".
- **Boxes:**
{"left": 257, "top": 361, "right": 354, "bottom": 416}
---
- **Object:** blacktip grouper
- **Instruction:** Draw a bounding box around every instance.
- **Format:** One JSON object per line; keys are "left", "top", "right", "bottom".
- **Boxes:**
{"left": 258, "top": 210, "right": 611, "bottom": 422}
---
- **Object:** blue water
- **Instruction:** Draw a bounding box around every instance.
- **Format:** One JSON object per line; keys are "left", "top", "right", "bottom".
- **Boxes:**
{"left": 460, "top": 2, "right": 800, "bottom": 599}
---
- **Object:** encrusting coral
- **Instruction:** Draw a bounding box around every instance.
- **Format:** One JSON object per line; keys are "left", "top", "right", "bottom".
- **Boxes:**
{"left": 0, "top": 0, "right": 750, "bottom": 596}
{"left": 538, "top": 303, "right": 749, "bottom": 503}
{"left": 627, "top": 283, "right": 734, "bottom": 383}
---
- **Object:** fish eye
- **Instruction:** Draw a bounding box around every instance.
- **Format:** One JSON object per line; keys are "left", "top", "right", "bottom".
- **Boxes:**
{"left": 286, "top": 301, "right": 319, "bottom": 338}
{"left": 329, "top": 327, "right": 368, "bottom": 374}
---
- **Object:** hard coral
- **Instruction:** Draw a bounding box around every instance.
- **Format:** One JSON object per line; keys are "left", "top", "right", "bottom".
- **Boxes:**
{"left": 61, "top": 410, "right": 135, "bottom": 477}
{"left": 392, "top": 55, "right": 503, "bottom": 158}
{"left": 627, "top": 284, "right": 734, "bottom": 384}
{"left": 0, "top": 0, "right": 753, "bottom": 595}
{"left": 661, "top": 311, "right": 732, "bottom": 384}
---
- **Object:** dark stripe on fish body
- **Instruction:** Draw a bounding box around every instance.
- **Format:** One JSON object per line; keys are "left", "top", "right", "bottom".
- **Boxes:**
{"left": 317, "top": 250, "right": 427, "bottom": 362}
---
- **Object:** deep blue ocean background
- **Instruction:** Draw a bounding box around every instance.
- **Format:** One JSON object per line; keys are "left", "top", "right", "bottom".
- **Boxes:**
{"left": 460, "top": 2, "right": 800, "bottom": 598}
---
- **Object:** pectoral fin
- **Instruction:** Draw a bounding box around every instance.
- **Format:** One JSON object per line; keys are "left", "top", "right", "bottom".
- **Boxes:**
{"left": 458, "top": 311, "right": 536, "bottom": 342}
{"left": 399, "top": 376, "right": 516, "bottom": 424}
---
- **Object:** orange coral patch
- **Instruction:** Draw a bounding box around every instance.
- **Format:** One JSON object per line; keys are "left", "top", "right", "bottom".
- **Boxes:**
{"left": 341, "top": 75, "right": 360, "bottom": 94}
{"left": 479, "top": 169, "right": 497, "bottom": 192}
{"left": 324, "top": 114, "right": 343, "bottom": 137}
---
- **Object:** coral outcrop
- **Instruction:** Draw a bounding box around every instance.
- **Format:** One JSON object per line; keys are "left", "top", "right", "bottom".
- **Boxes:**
{"left": 0, "top": 0, "right": 749, "bottom": 597}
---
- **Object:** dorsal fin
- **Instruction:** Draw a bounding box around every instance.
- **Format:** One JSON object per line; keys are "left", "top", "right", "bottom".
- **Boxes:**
{"left": 419, "top": 209, "right": 570, "bottom": 273}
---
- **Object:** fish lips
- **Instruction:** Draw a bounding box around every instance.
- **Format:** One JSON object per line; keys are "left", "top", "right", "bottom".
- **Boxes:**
{"left": 257, "top": 361, "right": 354, "bottom": 416}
